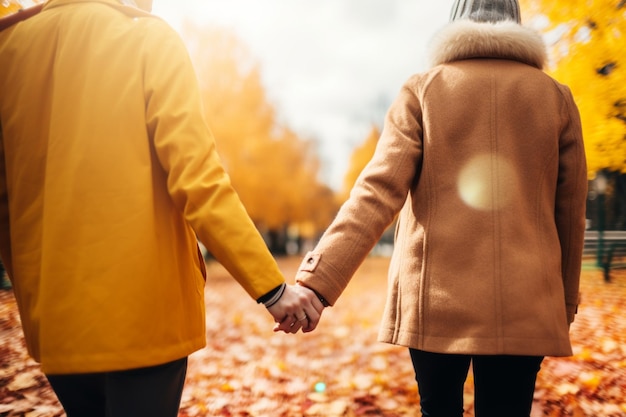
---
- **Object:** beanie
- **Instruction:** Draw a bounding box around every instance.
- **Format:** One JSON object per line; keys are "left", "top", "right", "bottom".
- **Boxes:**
{"left": 450, "top": 0, "right": 521, "bottom": 23}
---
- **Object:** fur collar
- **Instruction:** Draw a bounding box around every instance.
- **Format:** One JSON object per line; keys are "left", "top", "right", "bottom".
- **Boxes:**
{"left": 428, "top": 20, "right": 547, "bottom": 69}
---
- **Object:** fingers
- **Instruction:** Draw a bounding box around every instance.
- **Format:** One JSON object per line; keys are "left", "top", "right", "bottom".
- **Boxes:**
{"left": 273, "top": 314, "right": 306, "bottom": 334}
{"left": 302, "top": 287, "right": 324, "bottom": 332}
{"left": 268, "top": 284, "right": 326, "bottom": 334}
{"left": 273, "top": 315, "right": 309, "bottom": 334}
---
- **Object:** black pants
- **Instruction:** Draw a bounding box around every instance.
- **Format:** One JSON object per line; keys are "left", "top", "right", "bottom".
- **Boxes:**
{"left": 409, "top": 349, "right": 543, "bottom": 417}
{"left": 46, "top": 357, "right": 188, "bottom": 417}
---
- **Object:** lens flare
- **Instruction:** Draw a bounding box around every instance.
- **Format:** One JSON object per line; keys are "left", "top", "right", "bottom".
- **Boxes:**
{"left": 457, "top": 154, "right": 517, "bottom": 210}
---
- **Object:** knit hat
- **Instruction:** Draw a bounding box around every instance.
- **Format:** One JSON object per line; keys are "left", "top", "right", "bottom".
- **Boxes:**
{"left": 450, "top": 0, "right": 521, "bottom": 23}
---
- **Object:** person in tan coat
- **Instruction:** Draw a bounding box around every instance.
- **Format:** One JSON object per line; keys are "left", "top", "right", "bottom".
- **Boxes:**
{"left": 0, "top": 1, "right": 323, "bottom": 416}
{"left": 296, "top": 0, "right": 587, "bottom": 416}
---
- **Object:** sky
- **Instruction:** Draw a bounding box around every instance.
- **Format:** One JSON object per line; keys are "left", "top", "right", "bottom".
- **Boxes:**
{"left": 151, "top": 1, "right": 453, "bottom": 190}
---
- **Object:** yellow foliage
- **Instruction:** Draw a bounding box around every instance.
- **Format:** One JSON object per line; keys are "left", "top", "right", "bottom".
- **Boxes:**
{"left": 219, "top": 383, "right": 235, "bottom": 392}
{"left": 339, "top": 125, "right": 380, "bottom": 203}
{"left": 576, "top": 346, "right": 594, "bottom": 361}
{"left": 578, "top": 371, "right": 602, "bottom": 390}
{"left": 520, "top": 0, "right": 626, "bottom": 176}
{"left": 179, "top": 23, "right": 337, "bottom": 234}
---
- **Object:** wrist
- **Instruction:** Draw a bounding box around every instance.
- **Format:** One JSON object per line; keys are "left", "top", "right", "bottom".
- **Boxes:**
{"left": 257, "top": 283, "right": 286, "bottom": 308}
{"left": 309, "top": 287, "right": 330, "bottom": 307}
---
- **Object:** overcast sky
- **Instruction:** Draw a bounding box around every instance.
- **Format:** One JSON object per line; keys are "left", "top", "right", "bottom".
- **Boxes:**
{"left": 152, "top": 1, "right": 453, "bottom": 190}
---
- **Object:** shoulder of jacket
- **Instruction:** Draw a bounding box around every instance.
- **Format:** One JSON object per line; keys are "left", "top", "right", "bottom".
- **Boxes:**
{"left": 42, "top": 1, "right": 168, "bottom": 27}
{"left": 401, "top": 67, "right": 445, "bottom": 98}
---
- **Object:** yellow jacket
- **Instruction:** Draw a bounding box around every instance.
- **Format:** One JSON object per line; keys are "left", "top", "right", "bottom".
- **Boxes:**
{"left": 0, "top": 0, "right": 284, "bottom": 374}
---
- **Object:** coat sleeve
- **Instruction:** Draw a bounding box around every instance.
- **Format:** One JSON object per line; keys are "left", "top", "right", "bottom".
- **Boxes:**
{"left": 296, "top": 75, "right": 425, "bottom": 305}
{"left": 556, "top": 84, "right": 587, "bottom": 324}
{"left": 140, "top": 21, "right": 283, "bottom": 299}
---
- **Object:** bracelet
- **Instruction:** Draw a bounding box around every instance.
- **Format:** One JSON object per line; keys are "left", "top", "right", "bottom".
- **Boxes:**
{"left": 263, "top": 283, "right": 286, "bottom": 309}
{"left": 313, "top": 290, "right": 330, "bottom": 307}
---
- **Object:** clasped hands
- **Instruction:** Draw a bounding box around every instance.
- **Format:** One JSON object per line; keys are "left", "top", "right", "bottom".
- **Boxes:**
{"left": 266, "top": 284, "right": 325, "bottom": 334}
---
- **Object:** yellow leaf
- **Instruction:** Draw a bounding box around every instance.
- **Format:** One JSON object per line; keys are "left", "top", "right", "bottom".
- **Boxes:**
{"left": 219, "top": 383, "right": 235, "bottom": 392}
{"left": 578, "top": 371, "right": 602, "bottom": 389}
{"left": 555, "top": 383, "right": 580, "bottom": 396}
{"left": 7, "top": 372, "right": 39, "bottom": 391}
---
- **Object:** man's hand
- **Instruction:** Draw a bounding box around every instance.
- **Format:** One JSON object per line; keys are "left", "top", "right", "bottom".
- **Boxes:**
{"left": 267, "top": 284, "right": 325, "bottom": 334}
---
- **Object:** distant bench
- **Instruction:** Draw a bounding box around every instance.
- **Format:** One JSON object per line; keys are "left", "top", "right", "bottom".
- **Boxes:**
{"left": 583, "top": 230, "right": 626, "bottom": 283}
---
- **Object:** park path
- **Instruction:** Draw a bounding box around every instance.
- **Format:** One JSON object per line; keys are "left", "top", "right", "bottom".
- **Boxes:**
{"left": 1, "top": 257, "right": 625, "bottom": 416}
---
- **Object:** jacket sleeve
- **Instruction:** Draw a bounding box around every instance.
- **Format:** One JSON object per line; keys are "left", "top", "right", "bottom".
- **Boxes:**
{"left": 296, "top": 75, "right": 425, "bottom": 305}
{"left": 556, "top": 84, "right": 587, "bottom": 324}
{"left": 140, "top": 21, "right": 283, "bottom": 299}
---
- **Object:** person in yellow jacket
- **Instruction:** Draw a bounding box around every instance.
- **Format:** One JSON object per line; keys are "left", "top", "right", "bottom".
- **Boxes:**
{"left": 0, "top": 1, "right": 325, "bottom": 416}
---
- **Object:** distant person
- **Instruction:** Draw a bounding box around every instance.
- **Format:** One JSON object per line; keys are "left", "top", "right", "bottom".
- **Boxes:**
{"left": 295, "top": 0, "right": 587, "bottom": 416}
{"left": 0, "top": 1, "right": 323, "bottom": 416}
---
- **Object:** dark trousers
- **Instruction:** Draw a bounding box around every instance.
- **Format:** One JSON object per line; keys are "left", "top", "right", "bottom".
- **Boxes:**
{"left": 46, "top": 357, "right": 188, "bottom": 417}
{"left": 409, "top": 349, "right": 543, "bottom": 417}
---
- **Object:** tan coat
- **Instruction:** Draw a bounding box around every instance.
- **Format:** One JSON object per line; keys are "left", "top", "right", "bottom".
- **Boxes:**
{"left": 297, "top": 20, "right": 587, "bottom": 357}
{"left": 0, "top": 0, "right": 284, "bottom": 374}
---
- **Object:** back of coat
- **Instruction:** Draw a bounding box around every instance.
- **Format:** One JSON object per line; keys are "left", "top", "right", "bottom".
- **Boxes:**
{"left": 381, "top": 57, "right": 587, "bottom": 356}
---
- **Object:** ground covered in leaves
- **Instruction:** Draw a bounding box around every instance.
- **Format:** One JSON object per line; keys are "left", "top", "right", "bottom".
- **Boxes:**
{"left": 1, "top": 257, "right": 625, "bottom": 416}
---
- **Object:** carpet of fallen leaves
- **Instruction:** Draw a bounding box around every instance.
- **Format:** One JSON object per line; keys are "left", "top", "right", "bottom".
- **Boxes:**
{"left": 1, "top": 257, "right": 625, "bottom": 417}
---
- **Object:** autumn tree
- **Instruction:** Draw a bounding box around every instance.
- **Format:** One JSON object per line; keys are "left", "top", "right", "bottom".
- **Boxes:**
{"left": 180, "top": 24, "right": 338, "bottom": 250}
{"left": 339, "top": 125, "right": 381, "bottom": 203}
{"left": 520, "top": 0, "right": 626, "bottom": 228}
{"left": 520, "top": 0, "right": 626, "bottom": 175}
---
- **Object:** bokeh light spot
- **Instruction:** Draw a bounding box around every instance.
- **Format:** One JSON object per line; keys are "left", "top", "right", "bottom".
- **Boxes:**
{"left": 457, "top": 154, "right": 517, "bottom": 210}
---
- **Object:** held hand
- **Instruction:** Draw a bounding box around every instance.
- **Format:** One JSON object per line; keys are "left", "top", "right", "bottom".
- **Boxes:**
{"left": 267, "top": 284, "right": 325, "bottom": 334}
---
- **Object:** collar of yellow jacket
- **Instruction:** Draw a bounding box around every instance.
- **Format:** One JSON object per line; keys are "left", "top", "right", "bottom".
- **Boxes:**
{"left": 43, "top": 0, "right": 152, "bottom": 16}
{"left": 0, "top": 0, "right": 152, "bottom": 31}
{"left": 0, "top": 1, "right": 45, "bottom": 30}
{"left": 0, "top": 1, "right": 42, "bottom": 18}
